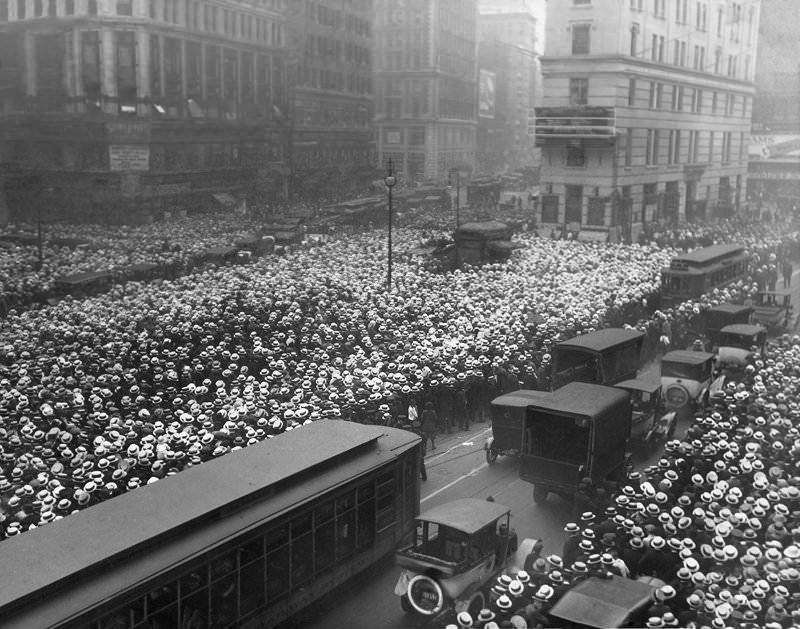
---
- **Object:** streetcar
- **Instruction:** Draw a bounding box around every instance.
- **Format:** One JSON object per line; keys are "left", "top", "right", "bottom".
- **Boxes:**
{"left": 660, "top": 243, "right": 750, "bottom": 304}
{"left": 0, "top": 422, "right": 422, "bottom": 629}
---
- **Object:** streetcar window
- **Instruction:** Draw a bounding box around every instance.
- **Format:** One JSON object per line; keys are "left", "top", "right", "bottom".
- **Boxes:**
{"left": 291, "top": 513, "right": 314, "bottom": 585}
{"left": 265, "top": 524, "right": 289, "bottom": 601}
{"left": 239, "top": 556, "right": 265, "bottom": 616}
{"left": 239, "top": 536, "right": 264, "bottom": 564}
{"left": 376, "top": 470, "right": 396, "bottom": 531}
{"left": 209, "top": 570, "right": 238, "bottom": 627}
{"left": 315, "top": 513, "right": 336, "bottom": 573}
{"left": 210, "top": 550, "right": 237, "bottom": 580}
{"left": 357, "top": 493, "right": 377, "bottom": 548}
{"left": 335, "top": 493, "right": 357, "bottom": 560}
{"left": 181, "top": 586, "right": 209, "bottom": 628}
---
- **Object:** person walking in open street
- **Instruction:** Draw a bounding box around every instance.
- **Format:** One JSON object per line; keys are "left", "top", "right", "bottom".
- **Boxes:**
{"left": 421, "top": 401, "right": 438, "bottom": 451}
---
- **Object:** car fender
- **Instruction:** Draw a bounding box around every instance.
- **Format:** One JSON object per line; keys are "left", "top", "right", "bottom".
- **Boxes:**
{"left": 507, "top": 537, "right": 543, "bottom": 575}
{"left": 484, "top": 436, "right": 494, "bottom": 451}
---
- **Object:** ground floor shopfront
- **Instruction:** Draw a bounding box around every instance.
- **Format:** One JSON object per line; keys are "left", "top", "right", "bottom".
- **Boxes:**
{"left": 0, "top": 114, "right": 288, "bottom": 224}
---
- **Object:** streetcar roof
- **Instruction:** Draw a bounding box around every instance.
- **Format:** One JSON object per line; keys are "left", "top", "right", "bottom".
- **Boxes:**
{"left": 527, "top": 381, "right": 630, "bottom": 418}
{"left": 672, "top": 243, "right": 745, "bottom": 264}
{"left": 416, "top": 499, "right": 511, "bottom": 535}
{"left": 662, "top": 349, "right": 716, "bottom": 364}
{"left": 0, "top": 422, "right": 419, "bottom": 627}
{"left": 491, "top": 389, "right": 548, "bottom": 408}
{"left": 720, "top": 323, "right": 766, "bottom": 336}
{"left": 556, "top": 328, "right": 644, "bottom": 352}
{"left": 549, "top": 575, "right": 657, "bottom": 628}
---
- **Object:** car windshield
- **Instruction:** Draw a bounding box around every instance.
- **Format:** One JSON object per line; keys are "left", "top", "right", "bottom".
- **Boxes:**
{"left": 718, "top": 332, "right": 757, "bottom": 350}
{"left": 661, "top": 360, "right": 705, "bottom": 380}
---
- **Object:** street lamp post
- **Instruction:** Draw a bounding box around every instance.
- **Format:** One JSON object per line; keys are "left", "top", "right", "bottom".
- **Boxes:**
{"left": 448, "top": 168, "right": 460, "bottom": 228}
{"left": 384, "top": 159, "right": 397, "bottom": 290}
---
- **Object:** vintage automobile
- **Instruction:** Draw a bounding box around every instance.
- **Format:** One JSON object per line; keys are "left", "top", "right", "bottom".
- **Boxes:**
{"left": 550, "top": 328, "right": 644, "bottom": 390}
{"left": 394, "top": 499, "right": 540, "bottom": 624}
{"left": 717, "top": 323, "right": 767, "bottom": 371}
{"left": 548, "top": 575, "right": 662, "bottom": 629}
{"left": 753, "top": 287, "right": 793, "bottom": 332}
{"left": 660, "top": 350, "right": 724, "bottom": 414}
{"left": 613, "top": 378, "right": 677, "bottom": 449}
{"left": 518, "top": 382, "right": 632, "bottom": 504}
{"left": 688, "top": 303, "right": 754, "bottom": 351}
{"left": 486, "top": 390, "right": 547, "bottom": 464}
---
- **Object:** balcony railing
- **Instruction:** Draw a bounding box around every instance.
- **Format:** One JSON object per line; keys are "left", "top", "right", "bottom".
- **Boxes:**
{"left": 534, "top": 106, "right": 616, "bottom": 140}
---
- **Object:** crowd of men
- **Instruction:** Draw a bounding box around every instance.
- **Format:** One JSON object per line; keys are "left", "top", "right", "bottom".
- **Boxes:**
{"left": 0, "top": 207, "right": 799, "bottom": 628}
{"left": 452, "top": 334, "right": 800, "bottom": 629}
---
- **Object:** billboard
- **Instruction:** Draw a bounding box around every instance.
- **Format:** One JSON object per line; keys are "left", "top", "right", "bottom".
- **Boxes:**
{"left": 478, "top": 69, "right": 496, "bottom": 119}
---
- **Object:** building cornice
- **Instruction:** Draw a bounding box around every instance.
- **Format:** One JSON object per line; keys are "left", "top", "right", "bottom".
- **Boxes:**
{"left": 541, "top": 55, "right": 756, "bottom": 92}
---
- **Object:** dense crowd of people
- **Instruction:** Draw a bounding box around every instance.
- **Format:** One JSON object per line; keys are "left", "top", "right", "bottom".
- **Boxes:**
{"left": 1, "top": 204, "right": 800, "bottom": 627}
{"left": 454, "top": 335, "right": 800, "bottom": 629}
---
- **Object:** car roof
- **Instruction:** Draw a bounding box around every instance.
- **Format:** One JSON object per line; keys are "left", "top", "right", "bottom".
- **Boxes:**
{"left": 720, "top": 323, "right": 766, "bottom": 336}
{"left": 710, "top": 304, "right": 753, "bottom": 315}
{"left": 491, "top": 389, "right": 548, "bottom": 408}
{"left": 416, "top": 499, "right": 510, "bottom": 535}
{"left": 662, "top": 350, "right": 715, "bottom": 365}
{"left": 527, "top": 382, "right": 629, "bottom": 418}
{"left": 556, "top": 328, "right": 644, "bottom": 352}
{"left": 549, "top": 575, "right": 658, "bottom": 628}
{"left": 614, "top": 377, "right": 660, "bottom": 394}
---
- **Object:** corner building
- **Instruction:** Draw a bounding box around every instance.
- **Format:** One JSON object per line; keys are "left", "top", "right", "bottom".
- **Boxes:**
{"left": 374, "top": 0, "right": 478, "bottom": 183}
{"left": 535, "top": 0, "right": 759, "bottom": 241}
{"left": 0, "top": 0, "right": 290, "bottom": 223}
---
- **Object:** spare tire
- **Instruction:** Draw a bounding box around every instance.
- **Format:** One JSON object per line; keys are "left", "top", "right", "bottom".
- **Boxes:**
{"left": 406, "top": 574, "right": 445, "bottom": 616}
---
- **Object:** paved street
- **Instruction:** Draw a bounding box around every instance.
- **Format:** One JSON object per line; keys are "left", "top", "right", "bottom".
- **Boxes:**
{"left": 294, "top": 420, "right": 668, "bottom": 629}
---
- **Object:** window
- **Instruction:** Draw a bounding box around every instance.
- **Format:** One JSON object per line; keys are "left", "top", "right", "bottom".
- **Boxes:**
{"left": 88, "top": 0, "right": 97, "bottom": 15}
{"left": 116, "top": 0, "right": 132, "bottom": 15}
{"left": 81, "top": 31, "right": 101, "bottom": 102}
{"left": 541, "top": 195, "right": 559, "bottom": 222}
{"left": 668, "top": 129, "right": 681, "bottom": 164}
{"left": 645, "top": 129, "right": 657, "bottom": 165}
{"left": 658, "top": 35, "right": 665, "bottom": 61}
{"left": 0, "top": 1, "right": 7, "bottom": 21}
{"left": 628, "top": 78, "right": 636, "bottom": 106}
{"left": 650, "top": 34, "right": 657, "bottom": 60}
{"left": 630, "top": 23, "right": 639, "bottom": 56}
{"left": 688, "top": 130, "right": 698, "bottom": 163}
{"left": 566, "top": 140, "right": 586, "bottom": 167}
{"left": 569, "top": 78, "right": 588, "bottom": 105}
{"left": 65, "top": 0, "right": 74, "bottom": 14}
{"left": 648, "top": 81, "right": 656, "bottom": 109}
{"left": 624, "top": 127, "right": 633, "bottom": 166}
{"left": 565, "top": 185, "right": 583, "bottom": 223}
{"left": 574, "top": 0, "right": 591, "bottom": 4}
{"left": 34, "top": 0, "right": 42, "bottom": 16}
{"left": 571, "top": 24, "right": 591, "bottom": 54}
{"left": 708, "top": 131, "right": 715, "bottom": 162}
{"left": 680, "top": 41, "right": 686, "bottom": 66}
{"left": 116, "top": 31, "right": 137, "bottom": 106}
{"left": 711, "top": 91, "right": 717, "bottom": 113}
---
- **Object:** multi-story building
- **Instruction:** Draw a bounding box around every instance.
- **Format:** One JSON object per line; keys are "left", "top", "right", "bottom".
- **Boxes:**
{"left": 477, "top": 3, "right": 541, "bottom": 175}
{"left": 748, "top": 0, "right": 799, "bottom": 211}
{"left": 534, "top": 0, "right": 759, "bottom": 240}
{"left": 287, "top": 0, "right": 375, "bottom": 200}
{"left": 374, "top": 0, "right": 478, "bottom": 183}
{"left": 0, "top": 0, "right": 289, "bottom": 224}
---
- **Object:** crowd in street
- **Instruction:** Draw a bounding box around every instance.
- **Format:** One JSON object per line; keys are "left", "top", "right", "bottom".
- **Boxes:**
{"left": 455, "top": 335, "right": 800, "bottom": 629}
{"left": 1, "top": 205, "right": 800, "bottom": 629}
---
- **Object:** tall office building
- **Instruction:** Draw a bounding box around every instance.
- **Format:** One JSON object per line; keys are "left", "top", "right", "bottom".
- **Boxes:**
{"left": 477, "top": 3, "right": 541, "bottom": 175}
{"left": 0, "top": 0, "right": 290, "bottom": 223}
{"left": 748, "top": 0, "right": 799, "bottom": 211}
{"left": 534, "top": 0, "right": 759, "bottom": 241}
{"left": 287, "top": 0, "right": 376, "bottom": 199}
{"left": 374, "top": 0, "right": 478, "bottom": 183}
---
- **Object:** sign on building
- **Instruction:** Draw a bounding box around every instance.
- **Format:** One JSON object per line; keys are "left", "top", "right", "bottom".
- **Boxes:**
{"left": 109, "top": 145, "right": 150, "bottom": 171}
{"left": 478, "top": 70, "right": 496, "bottom": 119}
